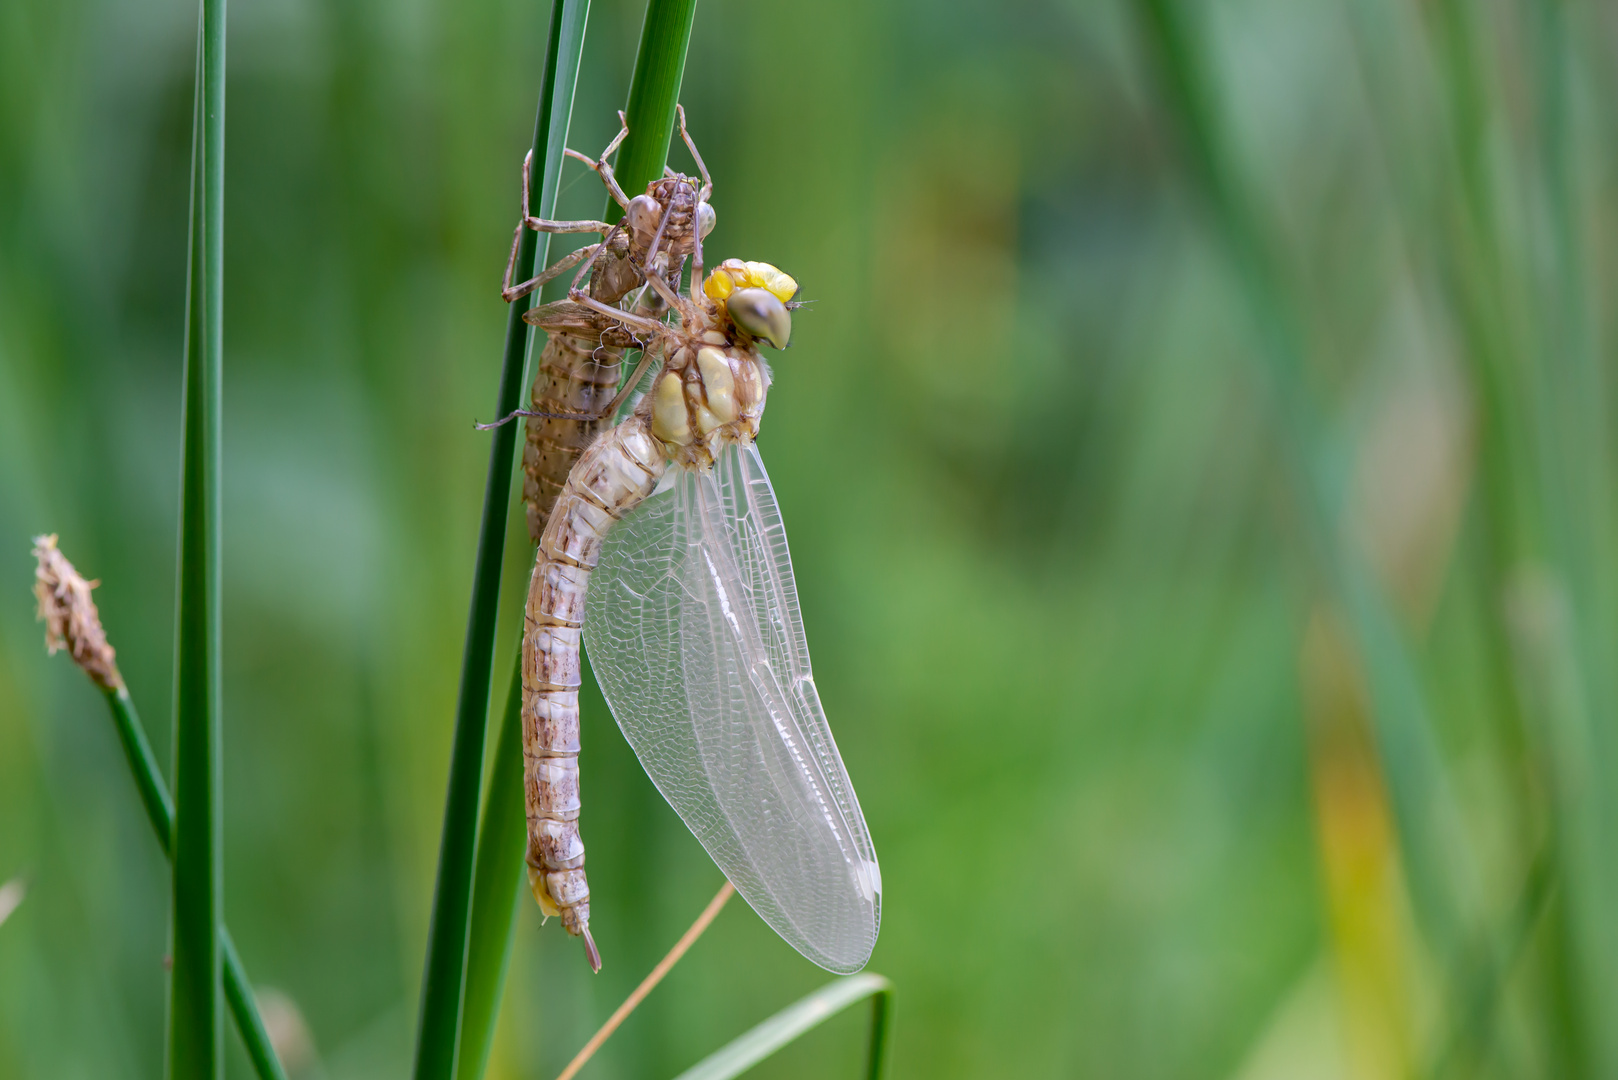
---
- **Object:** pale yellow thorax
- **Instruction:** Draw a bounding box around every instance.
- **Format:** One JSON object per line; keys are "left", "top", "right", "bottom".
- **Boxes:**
{"left": 644, "top": 320, "right": 771, "bottom": 471}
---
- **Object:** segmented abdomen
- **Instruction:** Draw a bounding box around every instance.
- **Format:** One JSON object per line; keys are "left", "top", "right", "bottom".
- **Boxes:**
{"left": 523, "top": 415, "right": 666, "bottom": 963}
{"left": 521, "top": 331, "right": 623, "bottom": 541}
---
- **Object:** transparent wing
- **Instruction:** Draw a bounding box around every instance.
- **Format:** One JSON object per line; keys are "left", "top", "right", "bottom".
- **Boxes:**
{"left": 585, "top": 441, "right": 881, "bottom": 973}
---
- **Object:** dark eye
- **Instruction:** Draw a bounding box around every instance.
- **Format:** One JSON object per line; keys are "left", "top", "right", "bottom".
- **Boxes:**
{"left": 726, "top": 288, "right": 792, "bottom": 350}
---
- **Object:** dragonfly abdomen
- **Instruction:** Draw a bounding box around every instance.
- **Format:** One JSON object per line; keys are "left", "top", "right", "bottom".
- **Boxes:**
{"left": 523, "top": 415, "right": 666, "bottom": 971}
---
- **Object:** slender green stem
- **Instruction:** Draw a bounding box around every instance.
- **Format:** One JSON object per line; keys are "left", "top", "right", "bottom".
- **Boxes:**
{"left": 608, "top": 0, "right": 700, "bottom": 220}
{"left": 102, "top": 687, "right": 287, "bottom": 1080}
{"left": 107, "top": 686, "right": 175, "bottom": 853}
{"left": 222, "top": 933, "right": 286, "bottom": 1080}
{"left": 411, "top": 1, "right": 591, "bottom": 1075}
{"left": 456, "top": 657, "right": 530, "bottom": 1080}
{"left": 1520, "top": 3, "right": 1618, "bottom": 1068}
{"left": 455, "top": 2, "right": 702, "bottom": 1073}
{"left": 670, "top": 975, "right": 894, "bottom": 1080}
{"left": 1428, "top": 843, "right": 1557, "bottom": 1079}
{"left": 169, "top": 0, "right": 226, "bottom": 1074}
{"left": 865, "top": 980, "right": 893, "bottom": 1080}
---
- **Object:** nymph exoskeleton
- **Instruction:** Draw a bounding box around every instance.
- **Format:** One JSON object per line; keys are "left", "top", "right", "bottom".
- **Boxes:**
{"left": 499, "top": 106, "right": 716, "bottom": 542}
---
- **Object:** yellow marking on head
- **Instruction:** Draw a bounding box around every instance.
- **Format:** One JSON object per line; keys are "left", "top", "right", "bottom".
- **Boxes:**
{"left": 703, "top": 258, "right": 798, "bottom": 303}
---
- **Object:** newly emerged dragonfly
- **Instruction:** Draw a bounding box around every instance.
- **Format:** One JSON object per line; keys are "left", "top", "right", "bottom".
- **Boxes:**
{"left": 502, "top": 129, "right": 881, "bottom": 975}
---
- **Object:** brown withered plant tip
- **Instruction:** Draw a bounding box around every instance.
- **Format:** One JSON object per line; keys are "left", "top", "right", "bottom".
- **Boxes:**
{"left": 32, "top": 534, "right": 123, "bottom": 691}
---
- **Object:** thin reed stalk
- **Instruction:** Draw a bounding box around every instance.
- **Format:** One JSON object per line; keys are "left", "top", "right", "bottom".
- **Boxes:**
{"left": 456, "top": 662, "right": 540, "bottom": 1079}
{"left": 455, "top": 6, "right": 592, "bottom": 1072}
{"left": 169, "top": 0, "right": 227, "bottom": 1074}
{"left": 1345, "top": 1, "right": 1618, "bottom": 1068}
{"left": 609, "top": 0, "right": 701, "bottom": 218}
{"left": 107, "top": 687, "right": 288, "bottom": 1080}
{"left": 453, "top": 4, "right": 700, "bottom": 1076}
{"left": 411, "top": 1, "right": 593, "bottom": 1075}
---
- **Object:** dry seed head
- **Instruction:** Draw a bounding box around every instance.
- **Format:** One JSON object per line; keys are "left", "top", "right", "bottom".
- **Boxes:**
{"left": 31, "top": 534, "right": 123, "bottom": 690}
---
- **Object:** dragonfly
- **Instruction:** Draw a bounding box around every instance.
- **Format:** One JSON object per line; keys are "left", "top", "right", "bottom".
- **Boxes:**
{"left": 494, "top": 109, "right": 722, "bottom": 969}
{"left": 506, "top": 130, "right": 882, "bottom": 974}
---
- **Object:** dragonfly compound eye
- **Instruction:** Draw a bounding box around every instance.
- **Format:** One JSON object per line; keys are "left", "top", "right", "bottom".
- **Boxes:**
{"left": 726, "top": 288, "right": 791, "bottom": 350}
{"left": 625, "top": 193, "right": 662, "bottom": 237}
{"left": 697, "top": 201, "right": 717, "bottom": 238}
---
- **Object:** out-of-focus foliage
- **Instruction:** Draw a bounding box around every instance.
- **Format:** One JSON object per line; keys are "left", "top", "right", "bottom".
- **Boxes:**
{"left": 3, "top": 0, "right": 1616, "bottom": 1076}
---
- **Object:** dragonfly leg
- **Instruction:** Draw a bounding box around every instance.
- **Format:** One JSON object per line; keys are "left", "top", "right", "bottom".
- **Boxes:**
{"left": 594, "top": 349, "right": 661, "bottom": 421}
{"left": 476, "top": 405, "right": 602, "bottom": 430}
{"left": 675, "top": 104, "right": 714, "bottom": 203}
{"left": 641, "top": 257, "right": 690, "bottom": 318}
{"left": 674, "top": 108, "right": 712, "bottom": 300}
{"left": 635, "top": 188, "right": 697, "bottom": 320}
{"left": 563, "top": 219, "right": 630, "bottom": 300}
{"left": 503, "top": 240, "right": 596, "bottom": 304}
{"left": 564, "top": 113, "right": 632, "bottom": 209}
{"left": 516, "top": 150, "right": 614, "bottom": 236}
{"left": 502, "top": 150, "right": 615, "bottom": 302}
{"left": 567, "top": 289, "right": 670, "bottom": 339}
{"left": 517, "top": 149, "right": 614, "bottom": 235}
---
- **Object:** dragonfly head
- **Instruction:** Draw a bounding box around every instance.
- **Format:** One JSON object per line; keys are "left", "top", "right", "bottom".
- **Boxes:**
{"left": 703, "top": 259, "right": 798, "bottom": 349}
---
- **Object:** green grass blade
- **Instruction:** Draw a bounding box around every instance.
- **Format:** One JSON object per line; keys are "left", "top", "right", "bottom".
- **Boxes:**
{"left": 1132, "top": 0, "right": 1470, "bottom": 951}
{"left": 1519, "top": 4, "right": 1618, "bottom": 1067}
{"left": 456, "top": 3, "right": 701, "bottom": 1073}
{"left": 101, "top": 686, "right": 288, "bottom": 1080}
{"left": 671, "top": 975, "right": 893, "bottom": 1080}
{"left": 1348, "top": 0, "right": 1615, "bottom": 1064}
{"left": 106, "top": 686, "right": 177, "bottom": 856}
{"left": 607, "top": 0, "right": 700, "bottom": 220}
{"left": 169, "top": 0, "right": 227, "bottom": 1074}
{"left": 456, "top": 658, "right": 531, "bottom": 1080}
{"left": 411, "top": 2, "right": 590, "bottom": 1076}
{"left": 221, "top": 928, "right": 287, "bottom": 1080}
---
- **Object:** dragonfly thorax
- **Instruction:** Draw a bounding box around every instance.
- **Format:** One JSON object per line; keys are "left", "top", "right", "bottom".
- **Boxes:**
{"left": 645, "top": 333, "right": 769, "bottom": 469}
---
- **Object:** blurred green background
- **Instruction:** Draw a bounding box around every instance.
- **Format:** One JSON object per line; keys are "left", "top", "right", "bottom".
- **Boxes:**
{"left": 4, "top": 0, "right": 1617, "bottom": 1076}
